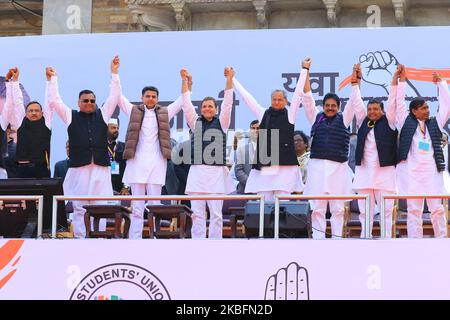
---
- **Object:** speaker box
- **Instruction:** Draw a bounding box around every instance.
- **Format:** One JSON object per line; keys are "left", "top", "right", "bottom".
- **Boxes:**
{"left": 0, "top": 200, "right": 29, "bottom": 238}
{"left": 244, "top": 201, "right": 311, "bottom": 238}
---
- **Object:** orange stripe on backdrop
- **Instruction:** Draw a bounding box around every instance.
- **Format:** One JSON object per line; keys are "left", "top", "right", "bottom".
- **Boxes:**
{"left": 338, "top": 75, "right": 353, "bottom": 91}
{"left": 0, "top": 240, "right": 24, "bottom": 271}
{"left": 338, "top": 67, "right": 450, "bottom": 90}
{"left": 12, "top": 256, "right": 21, "bottom": 267}
{"left": 405, "top": 67, "right": 450, "bottom": 83}
{"left": 0, "top": 270, "right": 17, "bottom": 289}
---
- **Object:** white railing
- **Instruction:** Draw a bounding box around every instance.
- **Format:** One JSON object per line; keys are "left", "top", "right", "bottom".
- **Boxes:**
{"left": 274, "top": 194, "right": 371, "bottom": 239}
{"left": 380, "top": 194, "right": 450, "bottom": 238}
{"left": 51, "top": 194, "right": 265, "bottom": 238}
{"left": 0, "top": 195, "right": 44, "bottom": 237}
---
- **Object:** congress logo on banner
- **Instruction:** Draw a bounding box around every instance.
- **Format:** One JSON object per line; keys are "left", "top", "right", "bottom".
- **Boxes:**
{"left": 264, "top": 262, "right": 310, "bottom": 300}
{"left": 70, "top": 263, "right": 171, "bottom": 300}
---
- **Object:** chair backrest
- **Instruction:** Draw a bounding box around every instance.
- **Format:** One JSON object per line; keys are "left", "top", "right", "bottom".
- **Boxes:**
{"left": 83, "top": 205, "right": 131, "bottom": 238}
{"left": 222, "top": 199, "right": 247, "bottom": 215}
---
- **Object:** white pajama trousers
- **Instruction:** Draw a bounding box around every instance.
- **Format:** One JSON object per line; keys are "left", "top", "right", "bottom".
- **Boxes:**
{"left": 357, "top": 189, "right": 395, "bottom": 238}
{"left": 72, "top": 201, "right": 107, "bottom": 238}
{"left": 311, "top": 199, "right": 345, "bottom": 239}
{"left": 190, "top": 193, "right": 224, "bottom": 239}
{"left": 129, "top": 183, "right": 162, "bottom": 239}
{"left": 407, "top": 198, "right": 447, "bottom": 238}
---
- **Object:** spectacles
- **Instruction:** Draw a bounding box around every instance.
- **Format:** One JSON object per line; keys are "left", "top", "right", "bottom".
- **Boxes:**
{"left": 81, "top": 99, "right": 96, "bottom": 103}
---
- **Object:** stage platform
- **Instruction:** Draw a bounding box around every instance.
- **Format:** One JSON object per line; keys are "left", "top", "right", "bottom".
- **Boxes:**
{"left": 0, "top": 238, "right": 449, "bottom": 300}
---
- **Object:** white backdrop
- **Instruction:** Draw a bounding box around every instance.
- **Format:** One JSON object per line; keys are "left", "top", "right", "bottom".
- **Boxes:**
{"left": 0, "top": 27, "right": 449, "bottom": 170}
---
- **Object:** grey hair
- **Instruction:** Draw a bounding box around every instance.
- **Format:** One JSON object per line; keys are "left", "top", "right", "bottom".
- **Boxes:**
{"left": 271, "top": 89, "right": 287, "bottom": 100}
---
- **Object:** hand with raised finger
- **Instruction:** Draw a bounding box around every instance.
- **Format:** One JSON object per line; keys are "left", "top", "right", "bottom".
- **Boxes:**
{"left": 264, "top": 262, "right": 309, "bottom": 300}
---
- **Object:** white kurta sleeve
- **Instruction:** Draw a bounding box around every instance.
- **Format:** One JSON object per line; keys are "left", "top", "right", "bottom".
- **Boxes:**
{"left": 396, "top": 82, "right": 408, "bottom": 129}
{"left": 436, "top": 80, "right": 450, "bottom": 128}
{"left": 232, "top": 78, "right": 265, "bottom": 122}
{"left": 47, "top": 76, "right": 72, "bottom": 126}
{"left": 288, "top": 69, "right": 308, "bottom": 124}
{"left": 116, "top": 74, "right": 133, "bottom": 117}
{"left": 101, "top": 73, "right": 121, "bottom": 123}
{"left": 1, "top": 82, "right": 12, "bottom": 131}
{"left": 43, "top": 81, "right": 53, "bottom": 129}
{"left": 385, "top": 85, "right": 397, "bottom": 130}
{"left": 347, "top": 85, "right": 366, "bottom": 128}
{"left": 10, "top": 81, "right": 26, "bottom": 129}
{"left": 181, "top": 91, "right": 199, "bottom": 131}
{"left": 167, "top": 95, "right": 183, "bottom": 121}
{"left": 219, "top": 88, "right": 233, "bottom": 131}
{"left": 302, "top": 91, "right": 319, "bottom": 125}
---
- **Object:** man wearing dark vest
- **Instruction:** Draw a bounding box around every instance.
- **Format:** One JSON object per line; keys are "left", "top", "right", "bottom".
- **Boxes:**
{"left": 396, "top": 69, "right": 450, "bottom": 238}
{"left": 181, "top": 67, "right": 235, "bottom": 239}
{"left": 349, "top": 63, "right": 401, "bottom": 238}
{"left": 47, "top": 56, "right": 120, "bottom": 238}
{"left": 232, "top": 59, "right": 310, "bottom": 202}
{"left": 302, "top": 62, "right": 359, "bottom": 239}
{"left": 7, "top": 67, "right": 51, "bottom": 178}
{"left": 115, "top": 60, "right": 187, "bottom": 239}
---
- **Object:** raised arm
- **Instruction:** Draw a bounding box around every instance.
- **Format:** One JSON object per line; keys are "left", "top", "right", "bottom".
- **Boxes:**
{"left": 345, "top": 64, "right": 366, "bottom": 127}
{"left": 43, "top": 78, "right": 53, "bottom": 129}
{"left": 385, "top": 65, "right": 402, "bottom": 130}
{"left": 1, "top": 69, "right": 14, "bottom": 131}
{"left": 9, "top": 67, "right": 25, "bottom": 129}
{"left": 435, "top": 72, "right": 450, "bottom": 128}
{"left": 219, "top": 67, "right": 234, "bottom": 131}
{"left": 181, "top": 69, "right": 198, "bottom": 131}
{"left": 114, "top": 56, "right": 135, "bottom": 117}
{"left": 396, "top": 64, "right": 408, "bottom": 128}
{"left": 288, "top": 58, "right": 310, "bottom": 124}
{"left": 232, "top": 74, "right": 265, "bottom": 122}
{"left": 301, "top": 62, "right": 321, "bottom": 125}
{"left": 101, "top": 56, "right": 122, "bottom": 123}
{"left": 46, "top": 67, "right": 72, "bottom": 126}
{"left": 167, "top": 72, "right": 193, "bottom": 121}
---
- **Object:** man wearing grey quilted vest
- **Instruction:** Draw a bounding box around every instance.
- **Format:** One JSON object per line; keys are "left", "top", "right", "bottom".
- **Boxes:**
{"left": 116, "top": 57, "right": 189, "bottom": 239}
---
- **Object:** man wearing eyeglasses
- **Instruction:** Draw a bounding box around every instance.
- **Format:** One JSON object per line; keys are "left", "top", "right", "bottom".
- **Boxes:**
{"left": 5, "top": 67, "right": 52, "bottom": 178}
{"left": 47, "top": 56, "right": 121, "bottom": 238}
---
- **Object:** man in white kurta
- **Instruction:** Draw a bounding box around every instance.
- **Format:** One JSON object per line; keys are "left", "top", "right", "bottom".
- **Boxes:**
{"left": 181, "top": 68, "right": 234, "bottom": 239}
{"left": 116, "top": 64, "right": 184, "bottom": 239}
{"left": 302, "top": 68, "right": 358, "bottom": 240}
{"left": 348, "top": 64, "right": 399, "bottom": 238}
{"left": 396, "top": 72, "right": 450, "bottom": 238}
{"left": 232, "top": 61, "right": 309, "bottom": 202}
{"left": 47, "top": 58, "right": 120, "bottom": 238}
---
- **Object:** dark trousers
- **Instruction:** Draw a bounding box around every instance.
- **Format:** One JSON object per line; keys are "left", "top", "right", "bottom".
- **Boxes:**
{"left": 17, "top": 163, "right": 50, "bottom": 178}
